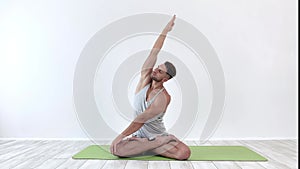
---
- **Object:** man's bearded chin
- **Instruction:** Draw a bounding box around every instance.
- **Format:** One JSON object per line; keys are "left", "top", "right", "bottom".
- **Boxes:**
{"left": 151, "top": 75, "right": 162, "bottom": 82}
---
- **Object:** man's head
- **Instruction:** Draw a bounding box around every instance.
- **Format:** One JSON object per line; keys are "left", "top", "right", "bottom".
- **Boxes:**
{"left": 151, "top": 61, "right": 176, "bottom": 82}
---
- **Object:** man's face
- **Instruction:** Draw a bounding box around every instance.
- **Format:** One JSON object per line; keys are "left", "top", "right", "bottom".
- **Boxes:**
{"left": 151, "top": 64, "right": 169, "bottom": 82}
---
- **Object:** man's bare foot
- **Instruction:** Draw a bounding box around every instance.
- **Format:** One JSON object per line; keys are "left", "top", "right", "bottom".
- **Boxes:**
{"left": 156, "top": 134, "right": 177, "bottom": 145}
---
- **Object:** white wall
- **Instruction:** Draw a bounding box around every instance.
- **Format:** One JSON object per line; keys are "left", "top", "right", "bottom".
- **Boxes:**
{"left": 0, "top": 0, "right": 297, "bottom": 140}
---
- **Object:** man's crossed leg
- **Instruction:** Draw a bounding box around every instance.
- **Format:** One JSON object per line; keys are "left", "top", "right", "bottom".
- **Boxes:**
{"left": 112, "top": 135, "right": 191, "bottom": 160}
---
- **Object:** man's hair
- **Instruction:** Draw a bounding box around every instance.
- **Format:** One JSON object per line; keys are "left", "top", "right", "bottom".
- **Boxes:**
{"left": 164, "top": 61, "right": 176, "bottom": 79}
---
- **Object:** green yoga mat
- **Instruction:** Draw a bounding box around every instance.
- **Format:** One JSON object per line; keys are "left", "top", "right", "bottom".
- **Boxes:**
{"left": 72, "top": 145, "right": 267, "bottom": 161}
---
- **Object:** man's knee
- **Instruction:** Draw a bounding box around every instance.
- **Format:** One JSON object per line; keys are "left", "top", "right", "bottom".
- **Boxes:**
{"left": 176, "top": 146, "right": 191, "bottom": 160}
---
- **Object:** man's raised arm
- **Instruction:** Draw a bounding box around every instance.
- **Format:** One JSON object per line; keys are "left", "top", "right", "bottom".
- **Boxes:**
{"left": 140, "top": 15, "right": 176, "bottom": 78}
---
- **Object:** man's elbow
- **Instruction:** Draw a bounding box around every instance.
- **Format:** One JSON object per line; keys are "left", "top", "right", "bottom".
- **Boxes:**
{"left": 133, "top": 118, "right": 146, "bottom": 124}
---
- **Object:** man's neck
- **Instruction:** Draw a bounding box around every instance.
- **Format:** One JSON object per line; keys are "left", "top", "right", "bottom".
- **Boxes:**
{"left": 150, "top": 81, "right": 164, "bottom": 90}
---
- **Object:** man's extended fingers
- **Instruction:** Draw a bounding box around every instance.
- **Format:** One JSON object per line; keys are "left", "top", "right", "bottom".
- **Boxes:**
{"left": 110, "top": 144, "right": 114, "bottom": 154}
{"left": 110, "top": 142, "right": 116, "bottom": 154}
{"left": 171, "top": 15, "right": 176, "bottom": 22}
{"left": 169, "top": 15, "right": 176, "bottom": 27}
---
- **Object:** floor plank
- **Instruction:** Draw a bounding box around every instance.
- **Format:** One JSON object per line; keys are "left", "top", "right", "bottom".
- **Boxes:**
{"left": 253, "top": 140, "right": 296, "bottom": 168}
{"left": 240, "top": 140, "right": 295, "bottom": 169}
{"left": 234, "top": 162, "right": 266, "bottom": 169}
{"left": 148, "top": 161, "right": 171, "bottom": 169}
{"left": 79, "top": 160, "right": 106, "bottom": 169}
{"left": 0, "top": 140, "right": 15, "bottom": 146}
{"left": 2, "top": 141, "right": 69, "bottom": 168}
{"left": 101, "top": 160, "right": 127, "bottom": 169}
{"left": 0, "top": 140, "right": 47, "bottom": 167}
{"left": 55, "top": 158, "right": 86, "bottom": 169}
{"left": 13, "top": 157, "right": 59, "bottom": 169}
{"left": 0, "top": 140, "right": 44, "bottom": 156}
{"left": 1, "top": 140, "right": 86, "bottom": 168}
{"left": 124, "top": 160, "right": 148, "bottom": 169}
{"left": 191, "top": 161, "right": 218, "bottom": 169}
{"left": 213, "top": 161, "right": 241, "bottom": 169}
{"left": 34, "top": 159, "right": 66, "bottom": 169}
{"left": 169, "top": 161, "right": 194, "bottom": 169}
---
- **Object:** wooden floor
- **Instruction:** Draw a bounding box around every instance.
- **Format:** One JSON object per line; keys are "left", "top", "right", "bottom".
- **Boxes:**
{"left": 0, "top": 139, "right": 297, "bottom": 169}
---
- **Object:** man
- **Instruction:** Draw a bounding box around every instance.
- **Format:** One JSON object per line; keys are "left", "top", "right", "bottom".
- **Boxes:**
{"left": 110, "top": 15, "right": 191, "bottom": 160}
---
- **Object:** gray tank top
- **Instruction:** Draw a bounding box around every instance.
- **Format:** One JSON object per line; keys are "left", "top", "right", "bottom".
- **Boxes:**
{"left": 132, "top": 84, "right": 167, "bottom": 139}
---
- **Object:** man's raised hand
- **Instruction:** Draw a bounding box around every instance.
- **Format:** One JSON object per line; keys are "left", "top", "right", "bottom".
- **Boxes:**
{"left": 163, "top": 15, "right": 176, "bottom": 33}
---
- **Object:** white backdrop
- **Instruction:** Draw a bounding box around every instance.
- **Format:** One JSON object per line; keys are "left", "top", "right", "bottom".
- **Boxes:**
{"left": 0, "top": 0, "right": 297, "bottom": 140}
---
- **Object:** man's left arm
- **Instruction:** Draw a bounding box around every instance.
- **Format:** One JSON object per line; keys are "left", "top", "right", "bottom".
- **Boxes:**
{"left": 110, "top": 94, "right": 168, "bottom": 154}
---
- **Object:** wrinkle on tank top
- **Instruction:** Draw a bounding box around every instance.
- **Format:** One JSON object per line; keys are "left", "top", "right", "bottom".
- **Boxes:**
{"left": 132, "top": 84, "right": 168, "bottom": 139}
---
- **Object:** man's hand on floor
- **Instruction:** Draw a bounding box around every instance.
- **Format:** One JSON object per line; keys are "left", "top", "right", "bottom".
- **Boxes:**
{"left": 110, "top": 134, "right": 125, "bottom": 155}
